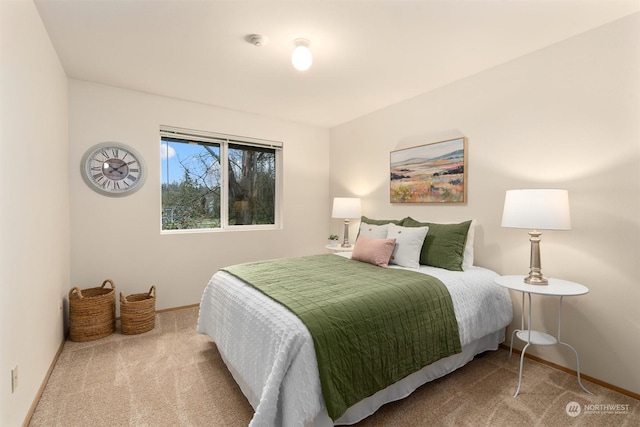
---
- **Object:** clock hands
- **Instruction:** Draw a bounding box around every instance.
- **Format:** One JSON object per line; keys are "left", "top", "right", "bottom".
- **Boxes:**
{"left": 110, "top": 164, "right": 126, "bottom": 175}
{"left": 103, "top": 164, "right": 124, "bottom": 176}
{"left": 104, "top": 160, "right": 136, "bottom": 175}
{"left": 114, "top": 160, "right": 137, "bottom": 169}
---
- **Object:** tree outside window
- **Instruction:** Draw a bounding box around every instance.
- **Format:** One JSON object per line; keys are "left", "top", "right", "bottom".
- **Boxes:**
{"left": 161, "top": 128, "right": 280, "bottom": 231}
{"left": 228, "top": 143, "right": 276, "bottom": 226}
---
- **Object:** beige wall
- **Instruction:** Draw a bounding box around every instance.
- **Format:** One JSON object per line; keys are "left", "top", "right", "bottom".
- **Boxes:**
{"left": 69, "top": 80, "right": 330, "bottom": 313}
{"left": 330, "top": 13, "right": 640, "bottom": 395}
{"left": 2, "top": 2, "right": 637, "bottom": 425}
{"left": 0, "top": 1, "right": 70, "bottom": 426}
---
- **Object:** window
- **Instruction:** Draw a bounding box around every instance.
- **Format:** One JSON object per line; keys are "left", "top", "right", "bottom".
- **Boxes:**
{"left": 160, "top": 126, "right": 281, "bottom": 232}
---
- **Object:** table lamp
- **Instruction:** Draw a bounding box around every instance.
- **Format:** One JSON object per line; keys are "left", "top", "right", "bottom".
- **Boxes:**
{"left": 501, "top": 189, "right": 571, "bottom": 285}
{"left": 332, "top": 197, "right": 361, "bottom": 248}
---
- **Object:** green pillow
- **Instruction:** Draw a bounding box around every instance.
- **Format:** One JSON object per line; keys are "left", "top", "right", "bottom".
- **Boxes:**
{"left": 360, "top": 216, "right": 407, "bottom": 226}
{"left": 403, "top": 218, "right": 472, "bottom": 271}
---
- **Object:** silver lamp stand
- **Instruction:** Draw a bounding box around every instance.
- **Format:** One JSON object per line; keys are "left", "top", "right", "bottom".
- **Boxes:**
{"left": 525, "top": 230, "right": 548, "bottom": 285}
{"left": 341, "top": 219, "right": 352, "bottom": 248}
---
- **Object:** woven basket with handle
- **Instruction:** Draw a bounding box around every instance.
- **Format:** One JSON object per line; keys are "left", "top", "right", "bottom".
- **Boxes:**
{"left": 120, "top": 285, "right": 156, "bottom": 335}
{"left": 69, "top": 279, "right": 116, "bottom": 342}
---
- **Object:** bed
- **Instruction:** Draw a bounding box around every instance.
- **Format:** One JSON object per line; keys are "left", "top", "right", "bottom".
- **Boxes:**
{"left": 197, "top": 219, "right": 512, "bottom": 426}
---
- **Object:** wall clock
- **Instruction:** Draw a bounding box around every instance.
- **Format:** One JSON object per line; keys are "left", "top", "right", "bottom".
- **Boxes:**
{"left": 81, "top": 142, "right": 147, "bottom": 196}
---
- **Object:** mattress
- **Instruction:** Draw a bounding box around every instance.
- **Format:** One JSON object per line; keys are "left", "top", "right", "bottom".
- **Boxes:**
{"left": 197, "top": 254, "right": 513, "bottom": 426}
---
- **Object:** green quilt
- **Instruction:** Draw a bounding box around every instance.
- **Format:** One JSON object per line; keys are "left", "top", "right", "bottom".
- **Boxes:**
{"left": 222, "top": 254, "right": 461, "bottom": 420}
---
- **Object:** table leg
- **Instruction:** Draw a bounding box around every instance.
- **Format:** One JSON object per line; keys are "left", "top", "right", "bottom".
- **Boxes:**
{"left": 514, "top": 342, "right": 531, "bottom": 397}
{"left": 513, "top": 292, "right": 533, "bottom": 397}
{"left": 557, "top": 342, "right": 592, "bottom": 394}
{"left": 509, "top": 292, "right": 526, "bottom": 359}
{"left": 509, "top": 328, "right": 520, "bottom": 359}
{"left": 556, "top": 296, "right": 592, "bottom": 394}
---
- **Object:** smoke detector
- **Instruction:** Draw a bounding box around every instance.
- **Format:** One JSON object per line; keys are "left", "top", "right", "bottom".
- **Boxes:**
{"left": 246, "top": 34, "right": 268, "bottom": 47}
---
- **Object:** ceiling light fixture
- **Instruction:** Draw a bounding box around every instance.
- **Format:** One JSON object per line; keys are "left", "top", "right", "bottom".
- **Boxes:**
{"left": 291, "top": 39, "right": 312, "bottom": 71}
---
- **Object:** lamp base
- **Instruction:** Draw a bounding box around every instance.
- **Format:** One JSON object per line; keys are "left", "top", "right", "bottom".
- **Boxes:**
{"left": 524, "top": 230, "right": 548, "bottom": 285}
{"left": 341, "top": 219, "right": 351, "bottom": 248}
{"left": 524, "top": 274, "right": 549, "bottom": 285}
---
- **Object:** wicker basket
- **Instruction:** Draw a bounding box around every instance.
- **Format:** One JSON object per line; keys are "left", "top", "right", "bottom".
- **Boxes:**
{"left": 69, "top": 279, "right": 116, "bottom": 342}
{"left": 120, "top": 286, "right": 156, "bottom": 335}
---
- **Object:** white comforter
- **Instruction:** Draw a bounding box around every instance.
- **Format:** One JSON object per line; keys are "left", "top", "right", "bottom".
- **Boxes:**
{"left": 197, "top": 256, "right": 512, "bottom": 426}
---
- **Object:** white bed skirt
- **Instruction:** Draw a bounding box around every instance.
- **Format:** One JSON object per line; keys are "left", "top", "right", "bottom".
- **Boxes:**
{"left": 217, "top": 329, "right": 504, "bottom": 426}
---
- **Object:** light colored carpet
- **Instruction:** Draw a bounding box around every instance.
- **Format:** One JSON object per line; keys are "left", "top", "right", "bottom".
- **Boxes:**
{"left": 30, "top": 307, "right": 638, "bottom": 426}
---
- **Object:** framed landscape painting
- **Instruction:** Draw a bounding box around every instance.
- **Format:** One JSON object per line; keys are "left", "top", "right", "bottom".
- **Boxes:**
{"left": 390, "top": 137, "right": 467, "bottom": 203}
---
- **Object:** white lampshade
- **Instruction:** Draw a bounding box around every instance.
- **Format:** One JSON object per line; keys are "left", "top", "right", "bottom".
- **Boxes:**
{"left": 332, "top": 197, "right": 361, "bottom": 219}
{"left": 502, "top": 189, "right": 571, "bottom": 231}
{"left": 292, "top": 39, "right": 312, "bottom": 71}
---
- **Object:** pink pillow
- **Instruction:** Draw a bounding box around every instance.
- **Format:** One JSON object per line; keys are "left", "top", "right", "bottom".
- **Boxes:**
{"left": 351, "top": 236, "right": 396, "bottom": 268}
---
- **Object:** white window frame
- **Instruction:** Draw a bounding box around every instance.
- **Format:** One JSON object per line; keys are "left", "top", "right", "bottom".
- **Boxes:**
{"left": 160, "top": 125, "right": 283, "bottom": 234}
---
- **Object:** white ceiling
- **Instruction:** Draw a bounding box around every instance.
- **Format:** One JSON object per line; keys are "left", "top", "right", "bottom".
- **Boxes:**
{"left": 35, "top": 0, "right": 639, "bottom": 128}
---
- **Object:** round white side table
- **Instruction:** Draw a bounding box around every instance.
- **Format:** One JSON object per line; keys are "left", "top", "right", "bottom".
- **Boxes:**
{"left": 495, "top": 275, "right": 592, "bottom": 397}
{"left": 325, "top": 244, "right": 354, "bottom": 253}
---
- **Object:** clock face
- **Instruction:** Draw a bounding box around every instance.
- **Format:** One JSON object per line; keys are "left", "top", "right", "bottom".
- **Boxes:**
{"left": 81, "top": 142, "right": 146, "bottom": 196}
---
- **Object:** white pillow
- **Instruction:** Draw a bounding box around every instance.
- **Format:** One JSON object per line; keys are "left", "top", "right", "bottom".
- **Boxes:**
{"left": 386, "top": 223, "right": 429, "bottom": 269}
{"left": 358, "top": 222, "right": 389, "bottom": 239}
{"left": 462, "top": 219, "right": 476, "bottom": 269}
